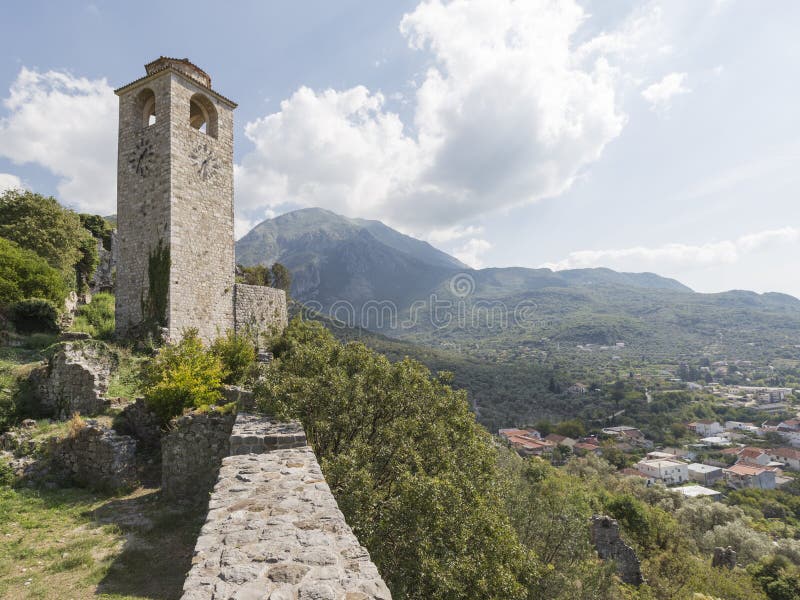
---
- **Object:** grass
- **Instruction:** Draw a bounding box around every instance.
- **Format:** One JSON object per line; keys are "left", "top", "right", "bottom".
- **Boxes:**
{"left": 71, "top": 292, "right": 115, "bottom": 340}
{"left": 106, "top": 348, "right": 146, "bottom": 400}
{"left": 0, "top": 484, "right": 205, "bottom": 600}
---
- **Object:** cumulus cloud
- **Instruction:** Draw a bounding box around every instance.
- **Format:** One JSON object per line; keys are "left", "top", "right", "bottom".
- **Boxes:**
{"left": 542, "top": 227, "right": 800, "bottom": 272}
{"left": 0, "top": 67, "right": 117, "bottom": 214}
{"left": 641, "top": 72, "right": 690, "bottom": 110}
{"left": 452, "top": 238, "right": 492, "bottom": 269}
{"left": 0, "top": 172, "right": 23, "bottom": 193}
{"left": 236, "top": 0, "right": 628, "bottom": 234}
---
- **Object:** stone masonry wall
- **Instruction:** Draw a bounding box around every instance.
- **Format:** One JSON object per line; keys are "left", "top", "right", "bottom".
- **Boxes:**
{"left": 590, "top": 515, "right": 643, "bottom": 585}
{"left": 115, "top": 70, "right": 173, "bottom": 337}
{"left": 29, "top": 341, "right": 113, "bottom": 419}
{"left": 233, "top": 284, "right": 288, "bottom": 342}
{"left": 181, "top": 413, "right": 391, "bottom": 599}
{"left": 49, "top": 420, "right": 137, "bottom": 490}
{"left": 167, "top": 73, "right": 235, "bottom": 344}
{"left": 161, "top": 411, "right": 236, "bottom": 502}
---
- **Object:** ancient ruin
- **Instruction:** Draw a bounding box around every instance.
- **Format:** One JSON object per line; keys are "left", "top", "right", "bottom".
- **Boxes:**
{"left": 590, "top": 515, "right": 643, "bottom": 586}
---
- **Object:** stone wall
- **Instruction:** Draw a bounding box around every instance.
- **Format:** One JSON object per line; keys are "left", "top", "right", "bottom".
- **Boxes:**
{"left": 90, "top": 232, "right": 116, "bottom": 293}
{"left": 29, "top": 341, "right": 114, "bottom": 419}
{"left": 161, "top": 410, "right": 236, "bottom": 502}
{"left": 49, "top": 420, "right": 137, "bottom": 490}
{"left": 181, "top": 413, "right": 391, "bottom": 599}
{"left": 590, "top": 515, "right": 643, "bottom": 586}
{"left": 117, "top": 398, "right": 162, "bottom": 450}
{"left": 233, "top": 284, "right": 288, "bottom": 342}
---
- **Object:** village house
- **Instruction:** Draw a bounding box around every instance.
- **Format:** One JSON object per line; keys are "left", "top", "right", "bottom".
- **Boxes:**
{"left": 687, "top": 463, "right": 724, "bottom": 486}
{"left": 676, "top": 485, "right": 722, "bottom": 500}
{"left": 544, "top": 433, "right": 577, "bottom": 448}
{"left": 770, "top": 447, "right": 800, "bottom": 471}
{"left": 723, "top": 464, "right": 776, "bottom": 490}
{"left": 602, "top": 426, "right": 651, "bottom": 448}
{"left": 567, "top": 383, "right": 588, "bottom": 395}
{"left": 689, "top": 420, "right": 724, "bottom": 437}
{"left": 634, "top": 458, "right": 689, "bottom": 485}
{"left": 736, "top": 447, "right": 772, "bottom": 467}
{"left": 725, "top": 421, "right": 757, "bottom": 432}
{"left": 499, "top": 428, "right": 540, "bottom": 440}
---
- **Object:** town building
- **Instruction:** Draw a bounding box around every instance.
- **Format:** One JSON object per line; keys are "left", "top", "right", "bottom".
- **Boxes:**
{"left": 723, "top": 464, "right": 776, "bottom": 490}
{"left": 770, "top": 447, "right": 800, "bottom": 471}
{"left": 634, "top": 458, "right": 689, "bottom": 485}
{"left": 687, "top": 463, "right": 723, "bottom": 486}
{"left": 676, "top": 485, "right": 722, "bottom": 500}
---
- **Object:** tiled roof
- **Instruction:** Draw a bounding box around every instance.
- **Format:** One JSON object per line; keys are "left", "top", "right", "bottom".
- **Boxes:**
{"left": 725, "top": 464, "right": 767, "bottom": 476}
{"left": 773, "top": 447, "right": 800, "bottom": 460}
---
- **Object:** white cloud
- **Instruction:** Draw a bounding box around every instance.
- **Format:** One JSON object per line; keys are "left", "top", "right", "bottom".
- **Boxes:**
{"left": 0, "top": 67, "right": 117, "bottom": 214}
{"left": 542, "top": 227, "right": 800, "bottom": 272}
{"left": 641, "top": 71, "right": 690, "bottom": 110}
{"left": 425, "top": 224, "right": 484, "bottom": 244}
{"left": 0, "top": 172, "right": 23, "bottom": 193}
{"left": 452, "top": 238, "right": 492, "bottom": 269}
{"left": 236, "top": 0, "right": 628, "bottom": 235}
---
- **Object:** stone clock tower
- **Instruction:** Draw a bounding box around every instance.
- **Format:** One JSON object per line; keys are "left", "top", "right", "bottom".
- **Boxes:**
{"left": 114, "top": 57, "right": 237, "bottom": 342}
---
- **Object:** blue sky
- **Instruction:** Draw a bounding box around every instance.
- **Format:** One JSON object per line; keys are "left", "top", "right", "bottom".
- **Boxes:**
{"left": 1, "top": 0, "right": 799, "bottom": 298}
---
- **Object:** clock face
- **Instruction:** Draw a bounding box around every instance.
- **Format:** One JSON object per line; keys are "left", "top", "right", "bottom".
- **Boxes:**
{"left": 129, "top": 137, "right": 154, "bottom": 177}
{"left": 189, "top": 143, "right": 219, "bottom": 182}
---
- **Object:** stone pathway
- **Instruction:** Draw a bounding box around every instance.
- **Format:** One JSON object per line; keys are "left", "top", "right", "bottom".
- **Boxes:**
{"left": 181, "top": 415, "right": 391, "bottom": 600}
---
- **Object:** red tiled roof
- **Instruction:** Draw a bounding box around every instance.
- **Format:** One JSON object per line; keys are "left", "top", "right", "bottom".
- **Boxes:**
{"left": 773, "top": 447, "right": 800, "bottom": 460}
{"left": 725, "top": 464, "right": 767, "bottom": 476}
{"left": 739, "top": 448, "right": 767, "bottom": 459}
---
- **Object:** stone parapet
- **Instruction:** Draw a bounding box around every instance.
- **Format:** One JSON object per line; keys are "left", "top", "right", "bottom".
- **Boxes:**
{"left": 161, "top": 411, "right": 236, "bottom": 502}
{"left": 181, "top": 413, "right": 391, "bottom": 599}
{"left": 229, "top": 413, "right": 306, "bottom": 455}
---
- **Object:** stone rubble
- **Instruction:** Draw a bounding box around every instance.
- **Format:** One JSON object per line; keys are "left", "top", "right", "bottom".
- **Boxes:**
{"left": 28, "top": 341, "right": 114, "bottom": 419}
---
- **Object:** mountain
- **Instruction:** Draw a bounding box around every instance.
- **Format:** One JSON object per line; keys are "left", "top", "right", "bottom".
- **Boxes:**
{"left": 236, "top": 208, "right": 466, "bottom": 310}
{"left": 236, "top": 208, "right": 800, "bottom": 366}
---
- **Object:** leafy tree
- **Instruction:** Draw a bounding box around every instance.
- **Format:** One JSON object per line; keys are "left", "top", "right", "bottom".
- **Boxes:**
{"left": 554, "top": 418, "right": 586, "bottom": 439}
{"left": 79, "top": 213, "right": 114, "bottom": 250}
{"left": 142, "top": 329, "right": 225, "bottom": 424}
{"left": 271, "top": 262, "right": 291, "bottom": 294}
{"left": 0, "top": 190, "right": 96, "bottom": 288}
{"left": 237, "top": 263, "right": 271, "bottom": 286}
{"left": 0, "top": 237, "right": 68, "bottom": 307}
{"left": 256, "top": 319, "right": 538, "bottom": 600}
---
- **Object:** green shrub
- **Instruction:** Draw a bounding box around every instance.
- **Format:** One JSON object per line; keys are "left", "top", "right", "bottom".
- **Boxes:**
{"left": 10, "top": 298, "right": 60, "bottom": 333}
{"left": 210, "top": 329, "right": 257, "bottom": 385}
{"left": 142, "top": 329, "right": 225, "bottom": 425}
{"left": 72, "top": 292, "right": 115, "bottom": 339}
{"left": 0, "top": 457, "right": 14, "bottom": 487}
{"left": 0, "top": 237, "right": 68, "bottom": 307}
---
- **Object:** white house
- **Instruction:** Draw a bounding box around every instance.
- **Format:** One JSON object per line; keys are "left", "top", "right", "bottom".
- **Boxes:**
{"left": 692, "top": 420, "right": 724, "bottom": 436}
{"left": 677, "top": 485, "right": 722, "bottom": 500}
{"left": 634, "top": 458, "right": 689, "bottom": 485}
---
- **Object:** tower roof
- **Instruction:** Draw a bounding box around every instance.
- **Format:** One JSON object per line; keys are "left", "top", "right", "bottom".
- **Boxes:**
{"left": 114, "top": 57, "right": 237, "bottom": 108}
{"left": 145, "top": 57, "right": 211, "bottom": 87}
